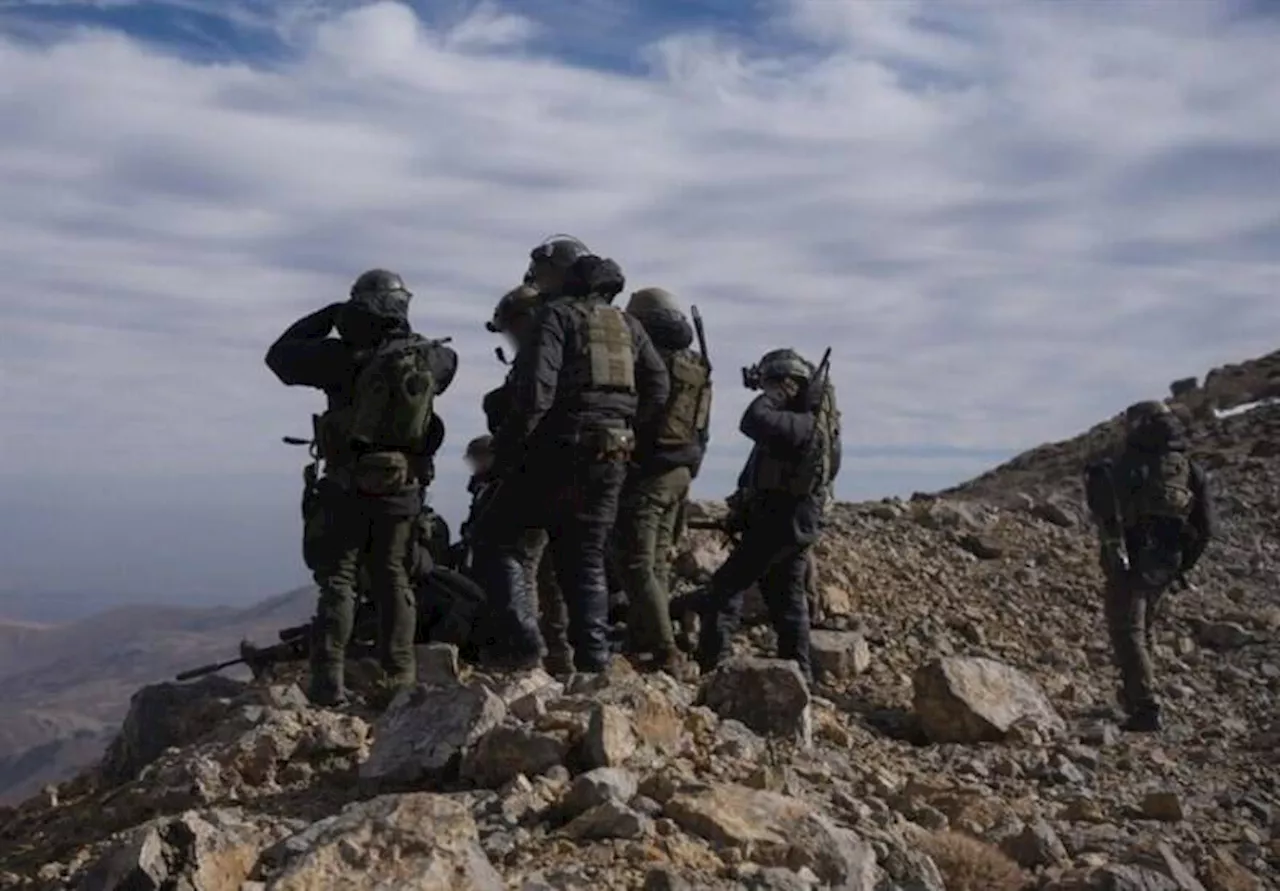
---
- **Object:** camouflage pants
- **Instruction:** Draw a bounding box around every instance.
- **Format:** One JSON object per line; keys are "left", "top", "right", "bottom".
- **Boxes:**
{"left": 516, "top": 528, "right": 571, "bottom": 666}
{"left": 614, "top": 466, "right": 691, "bottom": 657}
{"left": 311, "top": 507, "right": 416, "bottom": 701}
{"left": 1103, "top": 574, "right": 1167, "bottom": 717}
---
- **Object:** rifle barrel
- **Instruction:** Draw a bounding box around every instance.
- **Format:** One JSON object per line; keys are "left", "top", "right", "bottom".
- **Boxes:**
{"left": 175, "top": 657, "right": 245, "bottom": 682}
{"left": 691, "top": 305, "right": 711, "bottom": 371}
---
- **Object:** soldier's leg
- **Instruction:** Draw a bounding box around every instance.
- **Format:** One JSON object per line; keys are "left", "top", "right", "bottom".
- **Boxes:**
{"left": 551, "top": 459, "right": 626, "bottom": 673}
{"left": 472, "top": 487, "right": 545, "bottom": 668}
{"left": 533, "top": 531, "right": 573, "bottom": 672}
{"left": 804, "top": 549, "right": 822, "bottom": 627}
{"left": 619, "top": 467, "right": 689, "bottom": 659}
{"left": 368, "top": 514, "right": 418, "bottom": 689}
{"left": 696, "top": 522, "right": 785, "bottom": 674}
{"left": 1103, "top": 575, "right": 1158, "bottom": 722}
{"left": 654, "top": 493, "right": 685, "bottom": 596}
{"left": 760, "top": 544, "right": 813, "bottom": 681}
{"left": 309, "top": 499, "right": 368, "bottom": 705}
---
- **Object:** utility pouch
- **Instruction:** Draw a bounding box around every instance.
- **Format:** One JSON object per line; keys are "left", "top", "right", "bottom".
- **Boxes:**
{"left": 302, "top": 474, "right": 338, "bottom": 572}
{"left": 353, "top": 451, "right": 411, "bottom": 496}
{"left": 586, "top": 426, "right": 635, "bottom": 463}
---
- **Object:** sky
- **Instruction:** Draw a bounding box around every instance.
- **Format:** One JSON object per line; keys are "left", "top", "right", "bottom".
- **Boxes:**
{"left": 1, "top": 0, "right": 1278, "bottom": 613}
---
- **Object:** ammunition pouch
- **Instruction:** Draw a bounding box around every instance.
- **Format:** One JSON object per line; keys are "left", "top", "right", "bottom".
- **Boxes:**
{"left": 1131, "top": 534, "right": 1183, "bottom": 592}
{"left": 581, "top": 425, "right": 635, "bottom": 463}
{"left": 352, "top": 451, "right": 412, "bottom": 496}
{"left": 302, "top": 474, "right": 342, "bottom": 572}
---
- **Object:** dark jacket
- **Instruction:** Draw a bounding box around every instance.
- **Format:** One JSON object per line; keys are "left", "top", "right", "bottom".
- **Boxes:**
{"left": 265, "top": 303, "right": 459, "bottom": 514}
{"left": 482, "top": 369, "right": 515, "bottom": 437}
{"left": 492, "top": 296, "right": 669, "bottom": 471}
{"left": 736, "top": 390, "right": 833, "bottom": 545}
{"left": 631, "top": 309, "right": 708, "bottom": 475}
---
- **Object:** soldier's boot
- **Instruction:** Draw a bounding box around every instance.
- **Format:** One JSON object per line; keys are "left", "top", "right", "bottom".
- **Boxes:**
{"left": 650, "top": 648, "right": 696, "bottom": 681}
{"left": 543, "top": 648, "right": 574, "bottom": 677}
{"left": 1122, "top": 705, "right": 1162, "bottom": 733}
{"left": 307, "top": 663, "right": 348, "bottom": 708}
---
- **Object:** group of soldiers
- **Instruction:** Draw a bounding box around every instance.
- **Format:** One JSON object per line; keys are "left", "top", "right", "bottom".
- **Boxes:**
{"left": 265, "top": 235, "right": 842, "bottom": 708}
{"left": 264, "top": 233, "right": 1215, "bottom": 735}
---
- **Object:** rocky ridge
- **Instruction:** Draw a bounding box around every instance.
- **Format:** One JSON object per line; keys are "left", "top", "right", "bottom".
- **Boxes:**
{"left": 0, "top": 353, "right": 1277, "bottom": 891}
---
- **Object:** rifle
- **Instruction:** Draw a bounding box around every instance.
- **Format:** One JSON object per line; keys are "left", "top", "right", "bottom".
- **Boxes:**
{"left": 806, "top": 347, "right": 832, "bottom": 413}
{"left": 690, "top": 305, "right": 711, "bottom": 372}
{"left": 175, "top": 623, "right": 314, "bottom": 682}
{"left": 683, "top": 516, "right": 732, "bottom": 532}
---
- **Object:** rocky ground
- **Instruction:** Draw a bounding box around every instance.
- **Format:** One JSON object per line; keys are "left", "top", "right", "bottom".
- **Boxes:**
{"left": 0, "top": 360, "right": 1276, "bottom": 891}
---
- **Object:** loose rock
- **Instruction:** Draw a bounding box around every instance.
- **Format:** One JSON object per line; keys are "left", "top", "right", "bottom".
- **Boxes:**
{"left": 912, "top": 656, "right": 1065, "bottom": 743}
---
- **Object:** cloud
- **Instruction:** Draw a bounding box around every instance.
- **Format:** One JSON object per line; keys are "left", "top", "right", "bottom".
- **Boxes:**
{"left": 0, "top": 0, "right": 1278, "bottom": 599}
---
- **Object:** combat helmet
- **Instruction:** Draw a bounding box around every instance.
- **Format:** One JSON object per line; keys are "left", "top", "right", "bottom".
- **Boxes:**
{"left": 486, "top": 284, "right": 542, "bottom": 333}
{"left": 524, "top": 234, "right": 591, "bottom": 290}
{"left": 1124, "top": 400, "right": 1171, "bottom": 427}
{"left": 626, "top": 287, "right": 680, "bottom": 318}
{"left": 348, "top": 268, "right": 412, "bottom": 319}
{"left": 757, "top": 348, "right": 813, "bottom": 383}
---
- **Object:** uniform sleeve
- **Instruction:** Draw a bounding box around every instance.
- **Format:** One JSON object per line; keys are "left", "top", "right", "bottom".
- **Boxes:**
{"left": 491, "top": 307, "right": 566, "bottom": 468}
{"left": 630, "top": 319, "right": 670, "bottom": 429}
{"left": 739, "top": 392, "right": 815, "bottom": 454}
{"left": 1182, "top": 462, "right": 1215, "bottom": 570}
{"left": 264, "top": 304, "right": 354, "bottom": 390}
{"left": 482, "top": 381, "right": 512, "bottom": 436}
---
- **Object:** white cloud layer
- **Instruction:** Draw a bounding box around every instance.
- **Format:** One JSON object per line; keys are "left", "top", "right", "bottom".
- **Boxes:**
{"left": 0, "top": 0, "right": 1278, "bottom": 599}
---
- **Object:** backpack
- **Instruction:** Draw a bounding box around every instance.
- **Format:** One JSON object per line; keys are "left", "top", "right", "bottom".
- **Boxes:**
{"left": 654, "top": 349, "right": 712, "bottom": 451}
{"left": 317, "top": 336, "right": 438, "bottom": 494}
{"left": 802, "top": 381, "right": 842, "bottom": 496}
{"left": 1119, "top": 449, "right": 1194, "bottom": 527}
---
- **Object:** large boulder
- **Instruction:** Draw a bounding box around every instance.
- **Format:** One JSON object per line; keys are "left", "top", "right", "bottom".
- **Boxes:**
{"left": 101, "top": 676, "right": 247, "bottom": 784}
{"left": 664, "top": 784, "right": 879, "bottom": 889}
{"left": 74, "top": 808, "right": 296, "bottom": 891}
{"left": 808, "top": 631, "right": 872, "bottom": 683}
{"left": 143, "top": 707, "right": 369, "bottom": 805}
{"left": 461, "top": 725, "right": 569, "bottom": 788}
{"left": 699, "top": 657, "right": 812, "bottom": 743}
{"left": 912, "top": 657, "right": 1064, "bottom": 743}
{"left": 361, "top": 683, "right": 506, "bottom": 783}
{"left": 258, "top": 793, "right": 503, "bottom": 890}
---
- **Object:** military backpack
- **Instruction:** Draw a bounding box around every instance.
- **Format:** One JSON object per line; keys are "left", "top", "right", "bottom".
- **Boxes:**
{"left": 1118, "top": 450, "right": 1194, "bottom": 527}
{"left": 317, "top": 335, "right": 438, "bottom": 495}
{"left": 654, "top": 349, "right": 712, "bottom": 452}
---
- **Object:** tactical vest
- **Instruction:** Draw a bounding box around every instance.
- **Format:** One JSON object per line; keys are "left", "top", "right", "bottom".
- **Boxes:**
{"left": 654, "top": 349, "right": 712, "bottom": 450}
{"left": 315, "top": 336, "right": 437, "bottom": 493}
{"left": 571, "top": 301, "right": 636, "bottom": 394}
{"left": 752, "top": 382, "right": 841, "bottom": 498}
{"left": 1119, "top": 450, "right": 1194, "bottom": 527}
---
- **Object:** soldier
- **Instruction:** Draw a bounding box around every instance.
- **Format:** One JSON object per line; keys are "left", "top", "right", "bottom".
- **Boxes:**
{"left": 696, "top": 348, "right": 841, "bottom": 682}
{"left": 613, "top": 287, "right": 712, "bottom": 672}
{"left": 477, "top": 286, "right": 575, "bottom": 673}
{"left": 1085, "top": 400, "right": 1214, "bottom": 732}
{"left": 479, "top": 236, "right": 669, "bottom": 673}
{"left": 265, "top": 269, "right": 458, "bottom": 705}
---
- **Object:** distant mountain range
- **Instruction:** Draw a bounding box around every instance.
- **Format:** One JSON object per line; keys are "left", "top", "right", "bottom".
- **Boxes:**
{"left": 0, "top": 588, "right": 315, "bottom": 804}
